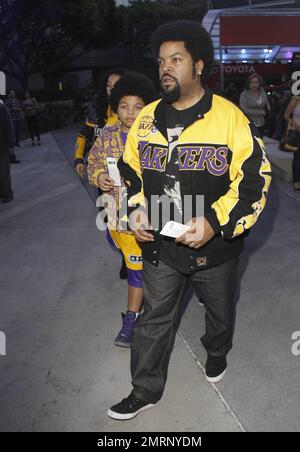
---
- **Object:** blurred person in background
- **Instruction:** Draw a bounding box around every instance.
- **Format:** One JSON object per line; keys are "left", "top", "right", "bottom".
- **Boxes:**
{"left": 73, "top": 68, "right": 126, "bottom": 179}
{"left": 272, "top": 89, "right": 292, "bottom": 140}
{"left": 5, "top": 89, "right": 22, "bottom": 148}
{"left": 107, "top": 21, "right": 271, "bottom": 421}
{"left": 0, "top": 101, "right": 15, "bottom": 202}
{"left": 284, "top": 95, "right": 300, "bottom": 192}
{"left": 87, "top": 72, "right": 156, "bottom": 347}
{"left": 223, "top": 81, "right": 239, "bottom": 104}
{"left": 23, "top": 91, "right": 41, "bottom": 146}
{"left": 239, "top": 73, "right": 270, "bottom": 138}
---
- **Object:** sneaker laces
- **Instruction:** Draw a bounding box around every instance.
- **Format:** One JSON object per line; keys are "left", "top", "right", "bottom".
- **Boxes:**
{"left": 124, "top": 392, "right": 139, "bottom": 408}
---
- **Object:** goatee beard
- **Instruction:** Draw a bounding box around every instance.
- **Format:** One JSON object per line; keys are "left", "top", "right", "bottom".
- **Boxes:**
{"left": 161, "top": 83, "right": 181, "bottom": 104}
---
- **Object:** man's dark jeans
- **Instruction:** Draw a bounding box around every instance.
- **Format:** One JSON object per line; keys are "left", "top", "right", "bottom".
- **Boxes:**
{"left": 131, "top": 257, "right": 238, "bottom": 404}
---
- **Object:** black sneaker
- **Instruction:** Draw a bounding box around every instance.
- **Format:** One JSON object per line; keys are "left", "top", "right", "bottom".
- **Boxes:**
{"left": 205, "top": 355, "right": 227, "bottom": 383}
{"left": 107, "top": 392, "right": 157, "bottom": 420}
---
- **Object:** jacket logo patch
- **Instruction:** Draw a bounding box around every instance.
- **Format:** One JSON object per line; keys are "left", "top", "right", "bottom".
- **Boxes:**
{"left": 178, "top": 146, "right": 229, "bottom": 176}
{"left": 137, "top": 116, "right": 157, "bottom": 138}
{"left": 128, "top": 255, "right": 143, "bottom": 264}
{"left": 196, "top": 256, "right": 207, "bottom": 267}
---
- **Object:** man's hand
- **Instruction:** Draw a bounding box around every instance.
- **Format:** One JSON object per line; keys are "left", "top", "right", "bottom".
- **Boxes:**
{"left": 75, "top": 163, "right": 85, "bottom": 178}
{"left": 129, "top": 210, "right": 154, "bottom": 242}
{"left": 98, "top": 173, "right": 114, "bottom": 191}
{"left": 175, "top": 217, "right": 215, "bottom": 249}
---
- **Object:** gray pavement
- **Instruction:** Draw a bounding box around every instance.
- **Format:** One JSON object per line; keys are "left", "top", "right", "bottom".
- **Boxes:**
{"left": 264, "top": 136, "right": 293, "bottom": 182}
{"left": 0, "top": 125, "right": 299, "bottom": 432}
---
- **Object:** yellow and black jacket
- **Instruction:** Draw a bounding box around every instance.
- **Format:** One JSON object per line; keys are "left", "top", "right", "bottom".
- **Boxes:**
{"left": 118, "top": 88, "right": 272, "bottom": 272}
{"left": 74, "top": 105, "right": 118, "bottom": 166}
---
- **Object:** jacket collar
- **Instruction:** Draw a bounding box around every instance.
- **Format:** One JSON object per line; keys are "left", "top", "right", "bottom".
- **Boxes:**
{"left": 153, "top": 87, "right": 213, "bottom": 141}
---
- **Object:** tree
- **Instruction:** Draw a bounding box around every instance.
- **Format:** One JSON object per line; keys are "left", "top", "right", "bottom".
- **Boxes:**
{"left": 0, "top": 0, "right": 117, "bottom": 90}
{"left": 116, "top": 0, "right": 208, "bottom": 59}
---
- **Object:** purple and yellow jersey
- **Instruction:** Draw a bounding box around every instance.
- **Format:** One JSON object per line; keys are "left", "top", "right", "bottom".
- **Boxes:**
{"left": 74, "top": 106, "right": 118, "bottom": 165}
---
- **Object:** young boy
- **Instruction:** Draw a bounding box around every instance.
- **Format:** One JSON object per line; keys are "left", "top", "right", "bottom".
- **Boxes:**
{"left": 87, "top": 72, "right": 156, "bottom": 347}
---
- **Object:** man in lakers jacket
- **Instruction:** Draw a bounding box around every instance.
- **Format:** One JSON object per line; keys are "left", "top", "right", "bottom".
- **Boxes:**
{"left": 107, "top": 21, "right": 272, "bottom": 421}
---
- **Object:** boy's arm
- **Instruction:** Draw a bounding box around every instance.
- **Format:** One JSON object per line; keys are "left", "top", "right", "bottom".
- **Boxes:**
{"left": 87, "top": 132, "right": 107, "bottom": 187}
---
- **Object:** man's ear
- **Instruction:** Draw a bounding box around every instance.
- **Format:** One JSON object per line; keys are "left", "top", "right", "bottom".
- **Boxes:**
{"left": 195, "top": 60, "right": 204, "bottom": 76}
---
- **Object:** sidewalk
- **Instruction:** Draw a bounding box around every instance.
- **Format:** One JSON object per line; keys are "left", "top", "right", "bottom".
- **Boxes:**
{"left": 0, "top": 126, "right": 299, "bottom": 432}
{"left": 264, "top": 136, "right": 293, "bottom": 182}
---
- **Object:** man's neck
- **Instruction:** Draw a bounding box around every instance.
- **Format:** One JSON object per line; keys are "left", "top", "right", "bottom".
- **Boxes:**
{"left": 172, "top": 85, "right": 205, "bottom": 111}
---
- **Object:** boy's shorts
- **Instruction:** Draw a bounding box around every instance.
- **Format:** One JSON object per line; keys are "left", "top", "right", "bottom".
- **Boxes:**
{"left": 106, "top": 229, "right": 143, "bottom": 288}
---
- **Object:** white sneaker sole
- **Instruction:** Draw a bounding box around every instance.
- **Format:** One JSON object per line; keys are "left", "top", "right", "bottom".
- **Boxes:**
{"left": 114, "top": 340, "right": 131, "bottom": 348}
{"left": 205, "top": 367, "right": 227, "bottom": 383}
{"left": 107, "top": 403, "right": 156, "bottom": 420}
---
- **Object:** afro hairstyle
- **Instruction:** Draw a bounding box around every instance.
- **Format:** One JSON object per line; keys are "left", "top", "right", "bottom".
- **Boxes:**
{"left": 151, "top": 20, "right": 214, "bottom": 83}
{"left": 110, "top": 71, "right": 157, "bottom": 113}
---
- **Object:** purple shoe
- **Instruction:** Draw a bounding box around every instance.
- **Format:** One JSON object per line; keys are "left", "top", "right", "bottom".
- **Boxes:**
{"left": 114, "top": 311, "right": 137, "bottom": 348}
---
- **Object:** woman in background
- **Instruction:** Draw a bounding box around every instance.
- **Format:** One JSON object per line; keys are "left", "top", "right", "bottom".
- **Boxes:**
{"left": 5, "top": 89, "right": 22, "bottom": 147}
{"left": 239, "top": 72, "right": 270, "bottom": 138}
{"left": 23, "top": 91, "right": 41, "bottom": 146}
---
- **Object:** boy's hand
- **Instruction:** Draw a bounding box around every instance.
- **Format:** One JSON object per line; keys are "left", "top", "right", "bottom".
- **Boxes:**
{"left": 75, "top": 163, "right": 85, "bottom": 178}
{"left": 129, "top": 210, "right": 154, "bottom": 242}
{"left": 98, "top": 173, "right": 114, "bottom": 191}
